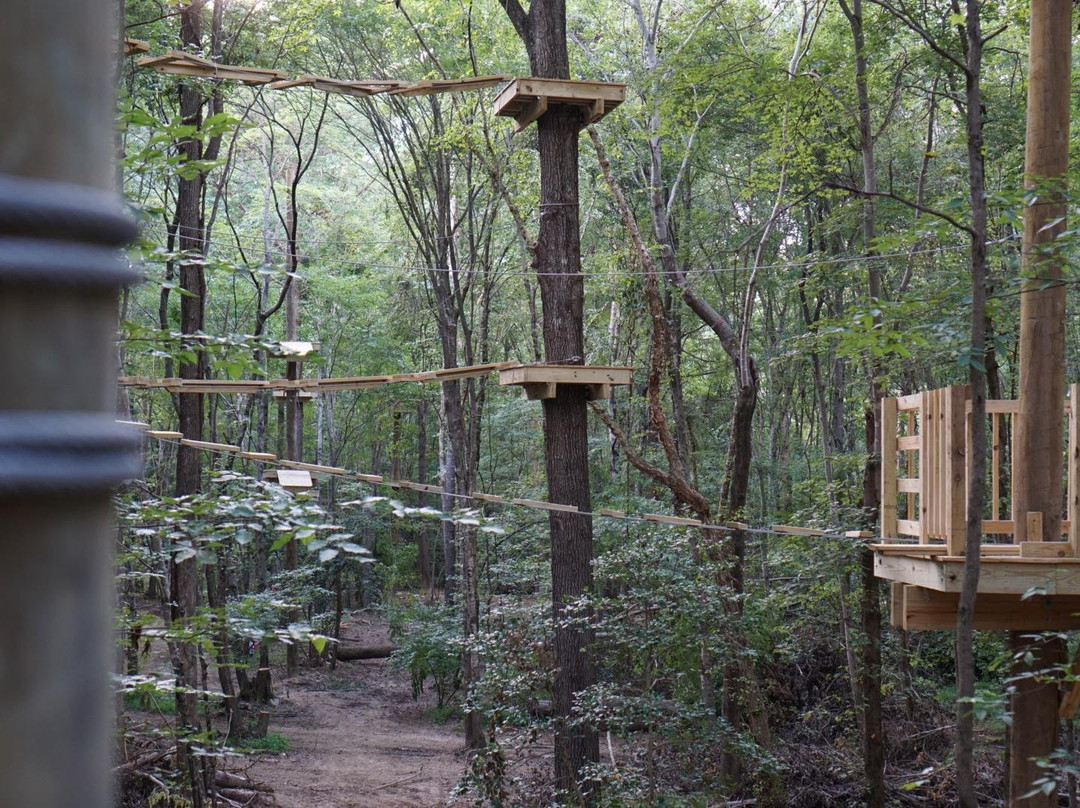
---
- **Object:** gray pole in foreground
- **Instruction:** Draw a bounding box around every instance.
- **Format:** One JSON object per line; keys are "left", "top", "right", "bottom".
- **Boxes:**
{"left": 0, "top": 3, "right": 139, "bottom": 807}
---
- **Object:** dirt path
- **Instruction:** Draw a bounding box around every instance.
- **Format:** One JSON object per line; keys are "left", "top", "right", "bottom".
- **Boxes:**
{"left": 243, "top": 613, "right": 466, "bottom": 807}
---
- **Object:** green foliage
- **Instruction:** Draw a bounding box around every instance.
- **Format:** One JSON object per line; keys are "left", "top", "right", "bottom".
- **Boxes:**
{"left": 389, "top": 604, "right": 464, "bottom": 708}
{"left": 227, "top": 732, "right": 292, "bottom": 755}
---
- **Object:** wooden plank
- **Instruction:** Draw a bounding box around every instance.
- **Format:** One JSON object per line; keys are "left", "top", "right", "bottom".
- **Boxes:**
{"left": 846, "top": 531, "right": 875, "bottom": 539}
{"left": 1020, "top": 540, "right": 1072, "bottom": 558}
{"left": 874, "top": 553, "right": 951, "bottom": 590}
{"left": 391, "top": 75, "right": 507, "bottom": 97}
{"left": 511, "top": 497, "right": 579, "bottom": 513}
{"left": 279, "top": 460, "right": 348, "bottom": 476}
{"left": 878, "top": 553, "right": 1080, "bottom": 595}
{"left": 124, "top": 38, "right": 150, "bottom": 56}
{"left": 873, "top": 543, "right": 1021, "bottom": 556}
{"left": 897, "top": 478, "right": 920, "bottom": 494}
{"left": 992, "top": 411, "right": 1001, "bottom": 521}
{"left": 147, "top": 430, "right": 183, "bottom": 439}
{"left": 771, "top": 524, "right": 826, "bottom": 536}
{"left": 599, "top": 508, "right": 626, "bottom": 518}
{"left": 889, "top": 581, "right": 906, "bottom": 628}
{"left": 897, "top": 518, "right": 921, "bottom": 536}
{"left": 900, "top": 585, "right": 1080, "bottom": 631}
{"left": 513, "top": 95, "right": 548, "bottom": 132}
{"left": 179, "top": 438, "right": 241, "bottom": 453}
{"left": 1027, "top": 510, "right": 1045, "bottom": 543}
{"left": 238, "top": 451, "right": 277, "bottom": 461}
{"left": 906, "top": 412, "right": 917, "bottom": 520}
{"left": 946, "top": 384, "right": 972, "bottom": 557}
{"left": 872, "top": 543, "right": 948, "bottom": 554}
{"left": 724, "top": 521, "right": 750, "bottom": 530}
{"left": 980, "top": 544, "right": 1021, "bottom": 556}
{"left": 500, "top": 364, "right": 632, "bottom": 387}
{"left": 523, "top": 381, "right": 557, "bottom": 400}
{"left": 585, "top": 383, "right": 611, "bottom": 402}
{"left": 355, "top": 473, "right": 384, "bottom": 483}
{"left": 897, "top": 435, "right": 920, "bottom": 451}
{"left": 881, "top": 396, "right": 899, "bottom": 540}
{"left": 471, "top": 492, "right": 506, "bottom": 504}
{"left": 643, "top": 514, "right": 703, "bottom": 527}
{"left": 273, "top": 469, "right": 313, "bottom": 490}
{"left": 984, "top": 399, "right": 1022, "bottom": 414}
{"left": 982, "top": 519, "right": 1015, "bottom": 535}
{"left": 919, "top": 391, "right": 932, "bottom": 543}
{"left": 896, "top": 392, "right": 923, "bottom": 411}
{"left": 116, "top": 420, "right": 151, "bottom": 431}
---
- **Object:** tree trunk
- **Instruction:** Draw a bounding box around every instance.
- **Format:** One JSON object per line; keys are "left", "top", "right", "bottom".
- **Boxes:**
{"left": 1010, "top": 0, "right": 1071, "bottom": 803}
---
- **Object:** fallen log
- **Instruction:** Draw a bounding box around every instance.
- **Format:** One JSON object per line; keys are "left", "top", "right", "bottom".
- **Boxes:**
{"left": 214, "top": 770, "right": 271, "bottom": 792}
{"left": 334, "top": 644, "right": 397, "bottom": 661}
{"left": 218, "top": 786, "right": 272, "bottom": 805}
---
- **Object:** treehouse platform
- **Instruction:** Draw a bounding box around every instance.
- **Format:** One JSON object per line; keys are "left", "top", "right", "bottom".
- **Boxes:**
{"left": 498, "top": 364, "right": 632, "bottom": 401}
{"left": 493, "top": 78, "right": 626, "bottom": 132}
{"left": 874, "top": 384, "right": 1080, "bottom": 628}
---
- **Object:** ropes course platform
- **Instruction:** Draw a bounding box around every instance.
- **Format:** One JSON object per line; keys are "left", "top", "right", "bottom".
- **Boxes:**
{"left": 874, "top": 384, "right": 1080, "bottom": 627}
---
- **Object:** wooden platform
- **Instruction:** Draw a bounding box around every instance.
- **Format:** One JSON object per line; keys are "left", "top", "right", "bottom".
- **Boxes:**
{"left": 875, "top": 551, "right": 1080, "bottom": 596}
{"left": 498, "top": 364, "right": 632, "bottom": 401}
{"left": 493, "top": 78, "right": 626, "bottom": 132}
{"left": 263, "top": 469, "right": 313, "bottom": 492}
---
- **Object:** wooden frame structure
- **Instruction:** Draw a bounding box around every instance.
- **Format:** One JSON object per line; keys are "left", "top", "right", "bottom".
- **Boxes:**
{"left": 875, "top": 383, "right": 1080, "bottom": 625}
{"left": 878, "top": 383, "right": 1080, "bottom": 557}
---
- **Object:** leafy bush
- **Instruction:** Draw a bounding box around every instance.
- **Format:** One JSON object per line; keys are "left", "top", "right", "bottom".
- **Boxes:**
{"left": 389, "top": 604, "right": 463, "bottom": 707}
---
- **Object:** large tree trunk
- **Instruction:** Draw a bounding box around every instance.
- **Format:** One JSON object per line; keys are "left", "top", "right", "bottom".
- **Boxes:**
{"left": 171, "top": 4, "right": 210, "bottom": 803}
{"left": 499, "top": 0, "right": 601, "bottom": 794}
{"left": 1010, "top": 0, "right": 1071, "bottom": 803}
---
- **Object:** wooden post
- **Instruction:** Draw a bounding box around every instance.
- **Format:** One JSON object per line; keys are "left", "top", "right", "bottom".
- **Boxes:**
{"left": 945, "top": 386, "right": 968, "bottom": 556}
{"left": 880, "top": 396, "right": 898, "bottom": 538}
{"left": 0, "top": 2, "right": 138, "bottom": 806}
{"left": 1010, "top": 0, "right": 1071, "bottom": 802}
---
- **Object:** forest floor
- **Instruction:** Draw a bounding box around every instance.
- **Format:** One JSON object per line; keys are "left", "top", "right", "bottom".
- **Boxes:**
{"left": 242, "top": 612, "right": 467, "bottom": 807}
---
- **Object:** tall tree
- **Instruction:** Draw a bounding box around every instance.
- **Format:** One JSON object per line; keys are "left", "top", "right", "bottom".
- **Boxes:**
{"left": 499, "top": 0, "right": 601, "bottom": 796}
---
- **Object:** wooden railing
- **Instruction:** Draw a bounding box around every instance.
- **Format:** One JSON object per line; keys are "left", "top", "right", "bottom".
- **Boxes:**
{"left": 880, "top": 383, "right": 1080, "bottom": 557}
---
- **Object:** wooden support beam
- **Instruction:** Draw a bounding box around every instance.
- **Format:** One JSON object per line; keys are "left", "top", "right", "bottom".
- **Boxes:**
{"left": 598, "top": 508, "right": 626, "bottom": 518}
{"left": 238, "top": 451, "right": 276, "bottom": 461}
{"left": 944, "top": 385, "right": 967, "bottom": 556}
{"left": 523, "top": 381, "right": 557, "bottom": 400}
{"left": 1019, "top": 540, "right": 1073, "bottom": 558}
{"left": 881, "top": 396, "right": 899, "bottom": 540}
{"left": 898, "top": 585, "right": 1080, "bottom": 631}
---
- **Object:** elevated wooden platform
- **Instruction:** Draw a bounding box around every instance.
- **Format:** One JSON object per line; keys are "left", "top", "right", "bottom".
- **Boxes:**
{"left": 262, "top": 469, "right": 313, "bottom": 492}
{"left": 494, "top": 78, "right": 626, "bottom": 132}
{"left": 499, "top": 364, "right": 632, "bottom": 401}
{"left": 876, "top": 383, "right": 1080, "bottom": 628}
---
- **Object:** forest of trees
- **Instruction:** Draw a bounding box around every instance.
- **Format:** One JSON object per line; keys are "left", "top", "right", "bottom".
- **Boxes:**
{"left": 110, "top": 0, "right": 1080, "bottom": 805}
